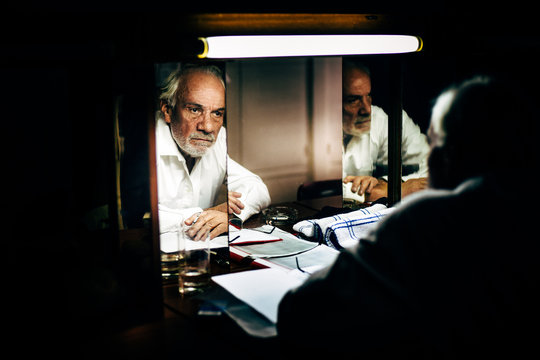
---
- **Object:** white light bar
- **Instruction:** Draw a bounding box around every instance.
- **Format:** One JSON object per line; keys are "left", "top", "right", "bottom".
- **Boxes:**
{"left": 198, "top": 35, "right": 422, "bottom": 59}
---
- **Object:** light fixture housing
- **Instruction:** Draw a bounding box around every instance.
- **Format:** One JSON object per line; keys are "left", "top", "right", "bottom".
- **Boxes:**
{"left": 198, "top": 34, "right": 422, "bottom": 59}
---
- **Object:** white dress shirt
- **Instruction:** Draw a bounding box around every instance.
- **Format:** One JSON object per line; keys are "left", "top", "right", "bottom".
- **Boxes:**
{"left": 342, "top": 105, "right": 429, "bottom": 181}
{"left": 156, "top": 116, "right": 271, "bottom": 234}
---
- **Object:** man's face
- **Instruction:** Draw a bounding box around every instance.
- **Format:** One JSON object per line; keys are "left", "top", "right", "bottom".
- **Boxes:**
{"left": 342, "top": 67, "right": 372, "bottom": 136}
{"left": 165, "top": 71, "right": 225, "bottom": 157}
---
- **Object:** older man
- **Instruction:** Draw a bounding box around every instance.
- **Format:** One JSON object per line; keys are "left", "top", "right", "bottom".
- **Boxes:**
{"left": 156, "top": 64, "right": 270, "bottom": 240}
{"left": 342, "top": 59, "right": 429, "bottom": 201}
{"left": 278, "top": 76, "right": 539, "bottom": 357}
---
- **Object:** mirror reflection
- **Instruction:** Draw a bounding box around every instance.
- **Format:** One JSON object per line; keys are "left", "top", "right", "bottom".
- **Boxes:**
{"left": 155, "top": 63, "right": 229, "bottom": 282}
{"left": 155, "top": 62, "right": 271, "bottom": 281}
{"left": 226, "top": 57, "right": 342, "bottom": 215}
{"left": 341, "top": 57, "right": 429, "bottom": 207}
{"left": 155, "top": 63, "right": 229, "bottom": 238}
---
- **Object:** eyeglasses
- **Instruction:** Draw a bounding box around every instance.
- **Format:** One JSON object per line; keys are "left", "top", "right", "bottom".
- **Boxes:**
{"left": 295, "top": 257, "right": 310, "bottom": 274}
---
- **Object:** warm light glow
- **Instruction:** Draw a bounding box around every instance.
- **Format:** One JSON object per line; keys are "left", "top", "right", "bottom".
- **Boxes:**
{"left": 198, "top": 35, "right": 422, "bottom": 59}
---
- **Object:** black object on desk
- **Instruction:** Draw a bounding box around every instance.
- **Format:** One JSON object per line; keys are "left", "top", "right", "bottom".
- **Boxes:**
{"left": 297, "top": 179, "right": 342, "bottom": 201}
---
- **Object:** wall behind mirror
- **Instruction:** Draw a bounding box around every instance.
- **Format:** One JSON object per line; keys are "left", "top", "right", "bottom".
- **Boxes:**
{"left": 225, "top": 57, "right": 342, "bottom": 205}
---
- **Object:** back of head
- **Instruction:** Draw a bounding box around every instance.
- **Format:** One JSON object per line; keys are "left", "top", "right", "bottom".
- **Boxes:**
{"left": 428, "top": 76, "right": 535, "bottom": 189}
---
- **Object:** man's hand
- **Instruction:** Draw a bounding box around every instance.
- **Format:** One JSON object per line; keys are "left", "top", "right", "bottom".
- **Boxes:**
{"left": 365, "top": 177, "right": 428, "bottom": 202}
{"left": 207, "top": 191, "right": 245, "bottom": 215}
{"left": 227, "top": 191, "right": 244, "bottom": 215}
{"left": 343, "top": 175, "right": 379, "bottom": 196}
{"left": 402, "top": 177, "right": 428, "bottom": 197}
{"left": 185, "top": 210, "right": 228, "bottom": 240}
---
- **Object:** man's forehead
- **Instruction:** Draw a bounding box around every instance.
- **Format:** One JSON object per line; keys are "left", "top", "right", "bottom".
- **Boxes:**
{"left": 179, "top": 74, "right": 225, "bottom": 107}
{"left": 343, "top": 69, "right": 371, "bottom": 94}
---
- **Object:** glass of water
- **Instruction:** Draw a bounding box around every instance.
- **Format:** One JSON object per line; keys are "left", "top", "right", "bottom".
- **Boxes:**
{"left": 178, "top": 223, "right": 211, "bottom": 295}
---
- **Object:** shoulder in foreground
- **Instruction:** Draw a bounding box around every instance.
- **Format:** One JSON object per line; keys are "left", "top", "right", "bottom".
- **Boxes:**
{"left": 387, "top": 178, "right": 486, "bottom": 220}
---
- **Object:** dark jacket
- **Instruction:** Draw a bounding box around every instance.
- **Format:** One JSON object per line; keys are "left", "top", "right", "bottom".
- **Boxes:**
{"left": 278, "top": 176, "right": 540, "bottom": 359}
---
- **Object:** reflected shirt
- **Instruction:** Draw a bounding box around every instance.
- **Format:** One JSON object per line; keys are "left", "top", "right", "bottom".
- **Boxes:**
{"left": 156, "top": 116, "right": 271, "bottom": 234}
{"left": 342, "top": 105, "right": 429, "bottom": 181}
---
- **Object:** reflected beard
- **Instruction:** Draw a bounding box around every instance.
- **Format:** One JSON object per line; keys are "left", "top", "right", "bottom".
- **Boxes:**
{"left": 178, "top": 132, "right": 216, "bottom": 157}
{"left": 343, "top": 115, "right": 371, "bottom": 137}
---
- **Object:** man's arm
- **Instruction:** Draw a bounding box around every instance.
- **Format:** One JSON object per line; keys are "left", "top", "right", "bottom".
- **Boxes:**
{"left": 226, "top": 156, "right": 271, "bottom": 221}
{"left": 208, "top": 191, "right": 244, "bottom": 215}
{"left": 365, "top": 177, "right": 428, "bottom": 202}
{"left": 193, "top": 191, "right": 244, "bottom": 239}
{"left": 187, "top": 158, "right": 271, "bottom": 239}
{"left": 184, "top": 209, "right": 228, "bottom": 240}
{"left": 343, "top": 175, "right": 379, "bottom": 197}
{"left": 364, "top": 110, "right": 429, "bottom": 201}
{"left": 343, "top": 175, "right": 428, "bottom": 202}
{"left": 158, "top": 205, "right": 203, "bottom": 234}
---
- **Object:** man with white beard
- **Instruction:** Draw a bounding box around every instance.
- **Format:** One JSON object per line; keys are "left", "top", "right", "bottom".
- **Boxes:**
{"left": 342, "top": 59, "right": 430, "bottom": 202}
{"left": 156, "top": 64, "right": 270, "bottom": 240}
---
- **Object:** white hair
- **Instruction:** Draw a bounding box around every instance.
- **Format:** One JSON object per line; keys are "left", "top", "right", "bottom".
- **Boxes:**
{"left": 429, "top": 88, "right": 456, "bottom": 146}
{"left": 159, "top": 64, "right": 225, "bottom": 110}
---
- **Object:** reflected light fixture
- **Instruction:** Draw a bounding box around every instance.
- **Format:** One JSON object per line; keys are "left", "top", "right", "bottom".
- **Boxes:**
{"left": 198, "top": 35, "right": 422, "bottom": 59}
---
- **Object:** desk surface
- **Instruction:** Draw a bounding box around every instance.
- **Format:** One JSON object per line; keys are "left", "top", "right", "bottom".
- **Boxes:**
{"left": 163, "top": 197, "right": 342, "bottom": 303}
{"left": 244, "top": 195, "right": 343, "bottom": 230}
{"left": 156, "top": 196, "right": 344, "bottom": 357}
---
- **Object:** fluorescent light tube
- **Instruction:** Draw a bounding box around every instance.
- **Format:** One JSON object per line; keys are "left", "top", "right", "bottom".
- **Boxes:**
{"left": 198, "top": 35, "right": 422, "bottom": 59}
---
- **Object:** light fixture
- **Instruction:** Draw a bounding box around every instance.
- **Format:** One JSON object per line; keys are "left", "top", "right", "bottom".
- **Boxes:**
{"left": 198, "top": 34, "right": 422, "bottom": 59}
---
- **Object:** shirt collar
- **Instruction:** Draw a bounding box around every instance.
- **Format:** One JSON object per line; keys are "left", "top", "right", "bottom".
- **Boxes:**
{"left": 156, "top": 115, "right": 185, "bottom": 161}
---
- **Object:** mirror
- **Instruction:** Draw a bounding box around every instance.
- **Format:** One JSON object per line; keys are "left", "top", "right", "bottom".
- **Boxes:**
{"left": 225, "top": 57, "right": 342, "bottom": 216}
{"left": 123, "top": 56, "right": 434, "bottom": 285}
{"left": 341, "top": 56, "right": 430, "bottom": 208}
{"left": 153, "top": 62, "right": 230, "bottom": 283}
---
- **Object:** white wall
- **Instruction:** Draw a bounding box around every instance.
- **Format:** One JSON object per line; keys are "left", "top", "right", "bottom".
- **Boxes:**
{"left": 311, "top": 57, "right": 342, "bottom": 181}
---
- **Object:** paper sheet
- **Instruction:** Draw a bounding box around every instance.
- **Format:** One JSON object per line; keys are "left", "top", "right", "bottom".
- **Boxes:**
{"left": 267, "top": 244, "right": 339, "bottom": 271}
{"left": 160, "top": 231, "right": 228, "bottom": 253}
{"left": 232, "top": 228, "right": 318, "bottom": 258}
{"left": 212, "top": 268, "right": 309, "bottom": 323}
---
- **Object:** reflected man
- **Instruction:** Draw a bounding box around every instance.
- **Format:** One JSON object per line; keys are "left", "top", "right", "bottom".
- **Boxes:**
{"left": 342, "top": 59, "right": 429, "bottom": 201}
{"left": 156, "top": 64, "right": 270, "bottom": 239}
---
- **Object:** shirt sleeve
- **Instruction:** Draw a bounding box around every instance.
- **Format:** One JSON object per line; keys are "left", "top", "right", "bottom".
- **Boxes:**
{"left": 372, "top": 108, "right": 429, "bottom": 182}
{"left": 158, "top": 205, "right": 203, "bottom": 234}
{"left": 227, "top": 156, "right": 271, "bottom": 221}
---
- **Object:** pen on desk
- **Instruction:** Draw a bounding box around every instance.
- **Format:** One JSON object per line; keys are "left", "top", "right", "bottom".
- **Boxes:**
{"left": 228, "top": 235, "right": 240, "bottom": 244}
